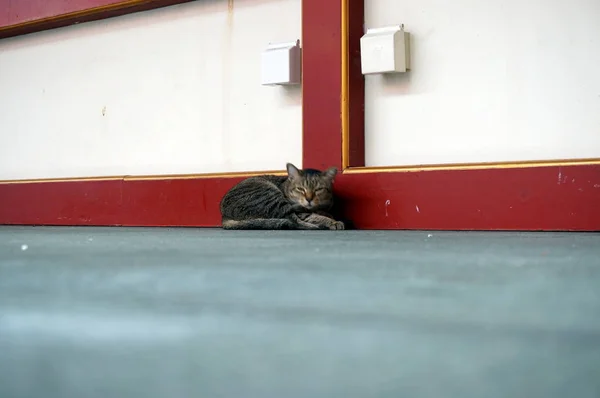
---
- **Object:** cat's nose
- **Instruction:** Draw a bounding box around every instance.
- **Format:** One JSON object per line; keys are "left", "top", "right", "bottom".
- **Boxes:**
{"left": 305, "top": 193, "right": 314, "bottom": 202}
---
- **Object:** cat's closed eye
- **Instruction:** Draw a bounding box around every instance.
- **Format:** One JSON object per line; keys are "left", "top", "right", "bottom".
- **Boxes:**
{"left": 295, "top": 187, "right": 305, "bottom": 193}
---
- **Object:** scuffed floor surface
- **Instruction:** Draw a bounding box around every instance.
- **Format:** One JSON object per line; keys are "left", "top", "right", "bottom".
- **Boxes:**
{"left": 0, "top": 226, "right": 599, "bottom": 398}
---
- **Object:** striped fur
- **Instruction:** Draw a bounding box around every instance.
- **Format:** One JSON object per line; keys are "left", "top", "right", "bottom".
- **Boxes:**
{"left": 220, "top": 163, "right": 344, "bottom": 230}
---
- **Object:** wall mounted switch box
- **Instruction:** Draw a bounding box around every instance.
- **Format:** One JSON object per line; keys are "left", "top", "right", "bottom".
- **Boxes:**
{"left": 360, "top": 25, "right": 410, "bottom": 74}
{"left": 261, "top": 39, "right": 302, "bottom": 86}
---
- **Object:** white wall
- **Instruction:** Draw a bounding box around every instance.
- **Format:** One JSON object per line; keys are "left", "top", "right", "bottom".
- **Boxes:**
{"left": 365, "top": 0, "right": 600, "bottom": 167}
{"left": 0, "top": 0, "right": 302, "bottom": 180}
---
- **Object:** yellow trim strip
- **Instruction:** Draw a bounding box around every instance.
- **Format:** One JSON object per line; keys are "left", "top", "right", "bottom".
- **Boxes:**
{"left": 0, "top": 176, "right": 124, "bottom": 185}
{"left": 0, "top": 170, "right": 286, "bottom": 185}
{"left": 1, "top": 160, "right": 597, "bottom": 184}
{"left": 124, "top": 170, "right": 286, "bottom": 181}
{"left": 343, "top": 158, "right": 600, "bottom": 174}
{"left": 340, "top": 0, "right": 350, "bottom": 169}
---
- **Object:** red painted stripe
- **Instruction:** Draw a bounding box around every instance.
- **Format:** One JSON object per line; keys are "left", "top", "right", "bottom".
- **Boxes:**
{"left": 0, "top": 0, "right": 119, "bottom": 26}
{"left": 0, "top": 179, "right": 125, "bottom": 226}
{"left": 336, "top": 165, "right": 600, "bottom": 231}
{"left": 121, "top": 178, "right": 239, "bottom": 227}
{"left": 1, "top": 165, "right": 598, "bottom": 230}
{"left": 0, "top": 0, "right": 193, "bottom": 38}
{"left": 0, "top": 177, "right": 242, "bottom": 227}
{"left": 301, "top": 0, "right": 343, "bottom": 170}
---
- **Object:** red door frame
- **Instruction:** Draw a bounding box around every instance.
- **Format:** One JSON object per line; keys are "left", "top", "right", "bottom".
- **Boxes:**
{"left": 1, "top": 0, "right": 599, "bottom": 230}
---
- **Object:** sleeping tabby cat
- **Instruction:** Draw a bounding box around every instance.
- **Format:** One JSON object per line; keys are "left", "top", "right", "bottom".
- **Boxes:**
{"left": 220, "top": 163, "right": 345, "bottom": 230}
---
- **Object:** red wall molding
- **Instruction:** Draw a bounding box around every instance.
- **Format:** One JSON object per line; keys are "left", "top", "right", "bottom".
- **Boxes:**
{"left": 0, "top": 179, "right": 126, "bottom": 226}
{"left": 0, "top": 0, "right": 194, "bottom": 39}
{"left": 0, "top": 0, "right": 598, "bottom": 230}
{"left": 337, "top": 165, "right": 600, "bottom": 231}
{"left": 0, "top": 177, "right": 238, "bottom": 227}
{"left": 1, "top": 164, "right": 598, "bottom": 230}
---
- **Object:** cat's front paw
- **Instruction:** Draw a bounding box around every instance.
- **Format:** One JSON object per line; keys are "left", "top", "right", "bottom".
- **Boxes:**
{"left": 329, "top": 221, "right": 345, "bottom": 230}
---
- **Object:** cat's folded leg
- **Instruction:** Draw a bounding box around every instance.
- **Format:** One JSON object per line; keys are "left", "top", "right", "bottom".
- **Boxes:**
{"left": 297, "top": 213, "right": 345, "bottom": 230}
{"left": 223, "top": 218, "right": 299, "bottom": 230}
{"left": 291, "top": 214, "right": 329, "bottom": 230}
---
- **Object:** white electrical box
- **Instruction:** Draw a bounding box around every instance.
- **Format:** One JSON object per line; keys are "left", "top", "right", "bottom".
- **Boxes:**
{"left": 360, "top": 25, "right": 410, "bottom": 74}
{"left": 261, "top": 39, "right": 302, "bottom": 86}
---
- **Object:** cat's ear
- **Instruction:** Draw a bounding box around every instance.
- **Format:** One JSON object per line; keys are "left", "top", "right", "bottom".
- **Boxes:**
{"left": 286, "top": 163, "right": 301, "bottom": 179}
{"left": 323, "top": 167, "right": 338, "bottom": 180}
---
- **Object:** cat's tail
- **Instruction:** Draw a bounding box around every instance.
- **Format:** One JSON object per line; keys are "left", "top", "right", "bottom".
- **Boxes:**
{"left": 222, "top": 218, "right": 300, "bottom": 230}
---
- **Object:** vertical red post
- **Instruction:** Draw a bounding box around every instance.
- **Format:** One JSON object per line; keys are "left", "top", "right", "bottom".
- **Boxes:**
{"left": 301, "top": 0, "right": 365, "bottom": 171}
{"left": 301, "top": 0, "right": 343, "bottom": 170}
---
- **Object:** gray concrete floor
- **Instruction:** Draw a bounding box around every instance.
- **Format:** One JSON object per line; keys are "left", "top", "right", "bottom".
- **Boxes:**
{"left": 0, "top": 226, "right": 599, "bottom": 398}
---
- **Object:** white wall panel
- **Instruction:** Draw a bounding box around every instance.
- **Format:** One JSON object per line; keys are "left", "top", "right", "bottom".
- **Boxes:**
{"left": 0, "top": 0, "right": 301, "bottom": 179}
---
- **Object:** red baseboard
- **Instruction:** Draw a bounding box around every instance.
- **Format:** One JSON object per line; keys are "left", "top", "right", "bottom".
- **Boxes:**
{"left": 0, "top": 177, "right": 238, "bottom": 227}
{"left": 336, "top": 164, "right": 600, "bottom": 231}
{"left": 0, "top": 179, "right": 125, "bottom": 226}
{"left": 1, "top": 164, "right": 598, "bottom": 230}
